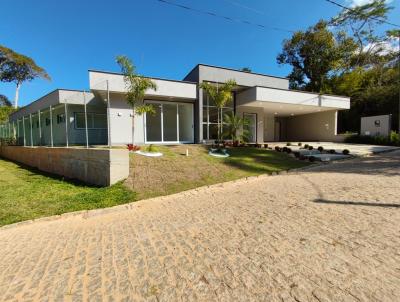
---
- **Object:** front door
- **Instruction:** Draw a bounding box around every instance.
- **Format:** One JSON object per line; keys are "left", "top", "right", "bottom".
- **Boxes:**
{"left": 243, "top": 113, "right": 257, "bottom": 143}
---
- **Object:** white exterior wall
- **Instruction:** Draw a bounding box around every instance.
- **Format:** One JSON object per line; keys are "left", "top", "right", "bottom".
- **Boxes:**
{"left": 108, "top": 94, "right": 134, "bottom": 145}
{"left": 237, "top": 87, "right": 350, "bottom": 110}
{"left": 263, "top": 112, "right": 275, "bottom": 142}
{"left": 285, "top": 111, "right": 338, "bottom": 141}
{"left": 89, "top": 71, "right": 197, "bottom": 100}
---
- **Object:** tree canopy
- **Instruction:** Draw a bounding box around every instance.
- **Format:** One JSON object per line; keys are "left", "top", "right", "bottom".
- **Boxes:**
{"left": 0, "top": 45, "right": 50, "bottom": 108}
{"left": 277, "top": 0, "right": 399, "bottom": 132}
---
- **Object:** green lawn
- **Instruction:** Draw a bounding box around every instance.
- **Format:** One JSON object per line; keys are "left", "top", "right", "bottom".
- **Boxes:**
{"left": 0, "top": 145, "right": 309, "bottom": 226}
{"left": 127, "top": 145, "right": 310, "bottom": 199}
{"left": 0, "top": 159, "right": 136, "bottom": 226}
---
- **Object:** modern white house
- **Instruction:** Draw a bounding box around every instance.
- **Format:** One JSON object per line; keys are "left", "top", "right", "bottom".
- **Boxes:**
{"left": 6, "top": 64, "right": 350, "bottom": 146}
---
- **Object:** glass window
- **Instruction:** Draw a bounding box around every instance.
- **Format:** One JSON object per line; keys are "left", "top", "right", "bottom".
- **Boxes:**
{"left": 93, "top": 114, "right": 107, "bottom": 129}
{"left": 57, "top": 114, "right": 65, "bottom": 124}
{"left": 202, "top": 108, "right": 208, "bottom": 123}
{"left": 209, "top": 124, "right": 218, "bottom": 140}
{"left": 146, "top": 104, "right": 162, "bottom": 142}
{"left": 163, "top": 103, "right": 178, "bottom": 142}
{"left": 45, "top": 118, "right": 50, "bottom": 126}
{"left": 208, "top": 107, "right": 219, "bottom": 123}
{"left": 75, "top": 113, "right": 86, "bottom": 128}
{"left": 202, "top": 124, "right": 208, "bottom": 140}
{"left": 74, "top": 113, "right": 107, "bottom": 129}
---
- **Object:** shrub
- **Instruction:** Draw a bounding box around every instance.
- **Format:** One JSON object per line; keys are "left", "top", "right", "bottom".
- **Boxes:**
{"left": 344, "top": 132, "right": 400, "bottom": 146}
{"left": 343, "top": 149, "right": 350, "bottom": 155}
{"left": 390, "top": 131, "right": 400, "bottom": 145}
{"left": 264, "top": 143, "right": 268, "bottom": 148}
{"left": 286, "top": 148, "right": 292, "bottom": 153}
{"left": 298, "top": 142, "right": 302, "bottom": 146}
{"left": 275, "top": 146, "right": 281, "bottom": 152}
{"left": 146, "top": 144, "right": 159, "bottom": 152}
{"left": 0, "top": 137, "right": 16, "bottom": 146}
{"left": 282, "top": 146, "right": 288, "bottom": 152}
{"left": 329, "top": 149, "right": 336, "bottom": 154}
{"left": 286, "top": 142, "right": 292, "bottom": 146}
{"left": 304, "top": 144, "right": 309, "bottom": 149}
{"left": 309, "top": 156, "right": 316, "bottom": 162}
{"left": 294, "top": 151, "right": 300, "bottom": 158}
{"left": 317, "top": 146, "right": 324, "bottom": 152}
{"left": 308, "top": 146, "right": 313, "bottom": 150}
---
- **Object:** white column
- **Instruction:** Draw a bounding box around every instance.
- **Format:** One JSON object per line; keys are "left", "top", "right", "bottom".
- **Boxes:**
{"left": 38, "top": 110, "right": 42, "bottom": 146}
{"left": 176, "top": 104, "right": 180, "bottom": 142}
{"left": 106, "top": 80, "right": 111, "bottom": 148}
{"left": 50, "top": 106, "right": 54, "bottom": 147}
{"left": 29, "top": 114, "right": 33, "bottom": 147}
{"left": 83, "top": 91, "right": 89, "bottom": 148}
{"left": 64, "top": 102, "right": 69, "bottom": 147}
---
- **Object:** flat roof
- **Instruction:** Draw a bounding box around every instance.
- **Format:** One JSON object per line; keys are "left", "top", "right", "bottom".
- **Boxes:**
{"left": 88, "top": 69, "right": 198, "bottom": 85}
{"left": 184, "top": 63, "right": 289, "bottom": 80}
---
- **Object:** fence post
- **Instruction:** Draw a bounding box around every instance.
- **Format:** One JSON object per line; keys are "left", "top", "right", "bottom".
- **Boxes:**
{"left": 29, "top": 114, "right": 33, "bottom": 147}
{"left": 50, "top": 106, "right": 54, "bottom": 147}
{"left": 38, "top": 110, "right": 42, "bottom": 146}
{"left": 84, "top": 91, "right": 89, "bottom": 148}
{"left": 64, "top": 102, "right": 69, "bottom": 148}
{"left": 22, "top": 117, "right": 26, "bottom": 146}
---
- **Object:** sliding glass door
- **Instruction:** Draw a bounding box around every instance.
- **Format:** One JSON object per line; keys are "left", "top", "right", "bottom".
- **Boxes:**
{"left": 145, "top": 101, "right": 194, "bottom": 144}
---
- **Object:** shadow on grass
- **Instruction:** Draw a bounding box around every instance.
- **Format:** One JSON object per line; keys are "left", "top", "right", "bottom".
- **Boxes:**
{"left": 0, "top": 156, "right": 100, "bottom": 188}
{"left": 220, "top": 147, "right": 308, "bottom": 174}
{"left": 314, "top": 199, "right": 400, "bottom": 208}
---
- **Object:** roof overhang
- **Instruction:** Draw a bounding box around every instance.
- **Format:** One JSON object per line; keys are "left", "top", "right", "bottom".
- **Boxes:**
{"left": 89, "top": 70, "right": 197, "bottom": 100}
{"left": 9, "top": 90, "right": 99, "bottom": 121}
{"left": 237, "top": 86, "right": 350, "bottom": 117}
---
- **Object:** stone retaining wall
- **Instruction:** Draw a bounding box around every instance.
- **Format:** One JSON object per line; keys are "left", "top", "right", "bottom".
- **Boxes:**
{"left": 0, "top": 146, "right": 129, "bottom": 186}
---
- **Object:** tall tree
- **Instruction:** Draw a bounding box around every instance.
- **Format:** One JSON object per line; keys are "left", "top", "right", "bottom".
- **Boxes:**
{"left": 330, "top": 0, "right": 394, "bottom": 68}
{"left": 200, "top": 80, "right": 236, "bottom": 142}
{"left": 277, "top": 20, "right": 356, "bottom": 92}
{"left": 0, "top": 45, "right": 50, "bottom": 108}
{"left": 116, "top": 55, "right": 157, "bottom": 144}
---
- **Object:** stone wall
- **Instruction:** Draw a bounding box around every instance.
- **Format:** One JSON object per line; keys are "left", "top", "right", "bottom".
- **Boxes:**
{"left": 0, "top": 146, "right": 129, "bottom": 186}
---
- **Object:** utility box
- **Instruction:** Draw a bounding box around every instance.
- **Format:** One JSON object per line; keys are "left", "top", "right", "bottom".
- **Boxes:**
{"left": 360, "top": 114, "right": 392, "bottom": 137}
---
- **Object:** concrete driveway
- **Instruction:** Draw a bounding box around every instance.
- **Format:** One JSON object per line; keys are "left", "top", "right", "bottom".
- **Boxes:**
{"left": 0, "top": 151, "right": 399, "bottom": 301}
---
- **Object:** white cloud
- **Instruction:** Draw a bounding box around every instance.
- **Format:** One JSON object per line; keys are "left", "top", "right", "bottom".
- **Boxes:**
{"left": 363, "top": 39, "right": 398, "bottom": 55}
{"left": 346, "top": 0, "right": 393, "bottom": 7}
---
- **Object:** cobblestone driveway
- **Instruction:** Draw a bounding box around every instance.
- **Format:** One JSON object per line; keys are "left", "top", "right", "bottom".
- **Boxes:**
{"left": 0, "top": 151, "right": 399, "bottom": 301}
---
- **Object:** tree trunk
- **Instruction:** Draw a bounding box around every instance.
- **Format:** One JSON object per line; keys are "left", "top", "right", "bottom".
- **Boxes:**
{"left": 14, "top": 82, "right": 21, "bottom": 108}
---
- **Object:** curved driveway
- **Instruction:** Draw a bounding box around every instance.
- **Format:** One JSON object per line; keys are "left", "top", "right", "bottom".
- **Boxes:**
{"left": 0, "top": 151, "right": 399, "bottom": 301}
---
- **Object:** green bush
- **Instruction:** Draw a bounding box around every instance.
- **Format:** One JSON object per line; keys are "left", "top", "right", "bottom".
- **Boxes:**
{"left": 390, "top": 131, "right": 400, "bottom": 145}
{"left": 344, "top": 132, "right": 400, "bottom": 146}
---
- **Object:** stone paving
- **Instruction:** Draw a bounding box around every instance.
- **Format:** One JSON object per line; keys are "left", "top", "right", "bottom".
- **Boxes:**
{"left": 0, "top": 151, "right": 399, "bottom": 301}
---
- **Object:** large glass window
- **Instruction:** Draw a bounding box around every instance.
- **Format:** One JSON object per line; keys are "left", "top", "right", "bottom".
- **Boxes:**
{"left": 202, "top": 90, "right": 234, "bottom": 141}
{"left": 146, "top": 104, "right": 162, "bottom": 142}
{"left": 75, "top": 112, "right": 107, "bottom": 129}
{"left": 145, "top": 101, "right": 193, "bottom": 143}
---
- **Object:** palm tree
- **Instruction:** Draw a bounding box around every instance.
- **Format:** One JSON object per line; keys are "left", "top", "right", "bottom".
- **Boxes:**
{"left": 223, "top": 112, "right": 250, "bottom": 145}
{"left": 0, "top": 45, "right": 50, "bottom": 108}
{"left": 199, "top": 79, "right": 236, "bottom": 142}
{"left": 116, "top": 55, "right": 157, "bottom": 144}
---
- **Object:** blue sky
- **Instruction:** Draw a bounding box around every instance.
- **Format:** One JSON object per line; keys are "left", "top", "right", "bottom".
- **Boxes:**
{"left": 1, "top": 0, "right": 399, "bottom": 106}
